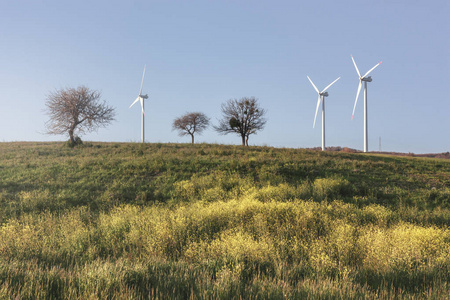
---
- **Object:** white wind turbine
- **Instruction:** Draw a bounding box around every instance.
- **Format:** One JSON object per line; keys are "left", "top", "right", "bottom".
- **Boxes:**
{"left": 351, "top": 55, "right": 382, "bottom": 152}
{"left": 129, "top": 65, "right": 149, "bottom": 143}
{"left": 307, "top": 75, "right": 340, "bottom": 151}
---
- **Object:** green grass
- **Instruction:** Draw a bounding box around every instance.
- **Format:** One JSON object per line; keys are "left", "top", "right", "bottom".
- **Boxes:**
{"left": 0, "top": 142, "right": 449, "bottom": 299}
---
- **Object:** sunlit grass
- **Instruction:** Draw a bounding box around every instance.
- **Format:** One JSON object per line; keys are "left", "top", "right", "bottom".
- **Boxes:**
{"left": 0, "top": 142, "right": 449, "bottom": 299}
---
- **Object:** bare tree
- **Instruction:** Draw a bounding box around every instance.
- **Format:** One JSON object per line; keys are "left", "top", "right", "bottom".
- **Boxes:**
{"left": 45, "top": 86, "right": 115, "bottom": 146}
{"left": 172, "top": 112, "right": 210, "bottom": 144}
{"left": 214, "top": 97, "right": 267, "bottom": 146}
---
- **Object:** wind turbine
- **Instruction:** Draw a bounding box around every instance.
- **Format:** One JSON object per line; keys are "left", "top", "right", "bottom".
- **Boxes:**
{"left": 307, "top": 76, "right": 340, "bottom": 151}
{"left": 351, "top": 55, "right": 382, "bottom": 152}
{"left": 129, "top": 65, "right": 149, "bottom": 143}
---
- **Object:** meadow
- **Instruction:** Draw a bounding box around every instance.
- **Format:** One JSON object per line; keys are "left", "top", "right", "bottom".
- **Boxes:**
{"left": 0, "top": 142, "right": 449, "bottom": 299}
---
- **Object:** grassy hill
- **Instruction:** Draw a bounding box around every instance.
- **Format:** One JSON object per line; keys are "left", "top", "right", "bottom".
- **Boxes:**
{"left": 0, "top": 142, "right": 449, "bottom": 299}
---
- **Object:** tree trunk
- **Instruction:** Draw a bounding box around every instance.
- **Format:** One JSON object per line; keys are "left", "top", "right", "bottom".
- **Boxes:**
{"left": 241, "top": 135, "right": 246, "bottom": 146}
{"left": 245, "top": 136, "right": 249, "bottom": 146}
{"left": 68, "top": 129, "right": 75, "bottom": 146}
{"left": 191, "top": 134, "right": 194, "bottom": 144}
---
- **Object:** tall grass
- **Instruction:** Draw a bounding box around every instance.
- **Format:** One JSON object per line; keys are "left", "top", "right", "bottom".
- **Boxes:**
{"left": 0, "top": 142, "right": 449, "bottom": 299}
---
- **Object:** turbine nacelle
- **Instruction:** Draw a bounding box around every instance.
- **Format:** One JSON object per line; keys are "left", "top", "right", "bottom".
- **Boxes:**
{"left": 320, "top": 92, "right": 329, "bottom": 97}
{"left": 361, "top": 76, "right": 372, "bottom": 82}
{"left": 140, "top": 94, "right": 149, "bottom": 99}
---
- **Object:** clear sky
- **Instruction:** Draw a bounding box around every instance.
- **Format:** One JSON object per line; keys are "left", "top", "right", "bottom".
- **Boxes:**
{"left": 0, "top": 0, "right": 449, "bottom": 153}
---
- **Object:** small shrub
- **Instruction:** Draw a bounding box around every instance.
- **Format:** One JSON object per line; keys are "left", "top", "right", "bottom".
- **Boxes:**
{"left": 64, "top": 136, "right": 83, "bottom": 148}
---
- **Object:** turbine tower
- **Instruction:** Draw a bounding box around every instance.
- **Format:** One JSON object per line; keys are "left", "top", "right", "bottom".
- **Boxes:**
{"left": 351, "top": 55, "right": 382, "bottom": 153}
{"left": 307, "top": 76, "right": 340, "bottom": 151}
{"left": 129, "top": 65, "right": 149, "bottom": 143}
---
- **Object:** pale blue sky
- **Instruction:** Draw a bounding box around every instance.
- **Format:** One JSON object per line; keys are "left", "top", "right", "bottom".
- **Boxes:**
{"left": 0, "top": 0, "right": 448, "bottom": 153}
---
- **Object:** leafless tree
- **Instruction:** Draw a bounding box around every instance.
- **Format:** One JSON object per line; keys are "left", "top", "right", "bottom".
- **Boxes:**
{"left": 172, "top": 112, "right": 210, "bottom": 144}
{"left": 214, "top": 97, "right": 267, "bottom": 146}
{"left": 45, "top": 86, "right": 115, "bottom": 146}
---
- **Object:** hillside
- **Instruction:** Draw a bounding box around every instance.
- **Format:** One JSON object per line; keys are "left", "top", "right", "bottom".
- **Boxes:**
{"left": 0, "top": 142, "right": 449, "bottom": 299}
{"left": 309, "top": 146, "right": 450, "bottom": 159}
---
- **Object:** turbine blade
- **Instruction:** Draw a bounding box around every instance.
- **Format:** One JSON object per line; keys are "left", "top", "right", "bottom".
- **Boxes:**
{"left": 139, "top": 64, "right": 146, "bottom": 95}
{"left": 321, "top": 77, "right": 340, "bottom": 93}
{"left": 362, "top": 61, "right": 382, "bottom": 78}
{"left": 307, "top": 76, "right": 320, "bottom": 94}
{"left": 313, "top": 95, "right": 321, "bottom": 128}
{"left": 352, "top": 81, "right": 362, "bottom": 120}
{"left": 351, "top": 54, "right": 361, "bottom": 78}
{"left": 129, "top": 96, "right": 141, "bottom": 108}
